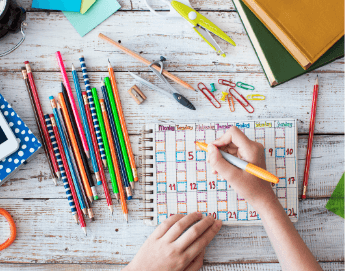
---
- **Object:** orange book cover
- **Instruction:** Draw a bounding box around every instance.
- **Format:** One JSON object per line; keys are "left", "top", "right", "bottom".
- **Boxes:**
{"left": 242, "top": 0, "right": 344, "bottom": 70}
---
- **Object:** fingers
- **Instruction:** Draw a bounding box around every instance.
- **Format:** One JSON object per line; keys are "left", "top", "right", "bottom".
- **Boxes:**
{"left": 163, "top": 212, "right": 203, "bottom": 242}
{"left": 183, "top": 249, "right": 205, "bottom": 271}
{"left": 175, "top": 215, "right": 216, "bottom": 251}
{"left": 213, "top": 126, "right": 250, "bottom": 149}
{"left": 185, "top": 220, "right": 222, "bottom": 259}
{"left": 151, "top": 214, "right": 185, "bottom": 239}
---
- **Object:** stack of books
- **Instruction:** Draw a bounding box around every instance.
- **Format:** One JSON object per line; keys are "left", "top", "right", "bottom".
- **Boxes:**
{"left": 233, "top": 0, "right": 344, "bottom": 86}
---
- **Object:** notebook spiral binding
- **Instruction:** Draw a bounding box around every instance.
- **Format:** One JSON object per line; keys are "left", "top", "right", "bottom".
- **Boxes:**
{"left": 139, "top": 128, "right": 155, "bottom": 223}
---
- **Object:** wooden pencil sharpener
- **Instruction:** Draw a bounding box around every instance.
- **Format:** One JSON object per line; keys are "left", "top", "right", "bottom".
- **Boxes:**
{"left": 128, "top": 85, "right": 146, "bottom": 105}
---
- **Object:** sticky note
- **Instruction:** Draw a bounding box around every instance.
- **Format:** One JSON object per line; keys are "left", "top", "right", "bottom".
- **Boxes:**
{"left": 80, "top": 0, "right": 96, "bottom": 14}
{"left": 32, "top": 0, "right": 82, "bottom": 12}
{"left": 326, "top": 173, "right": 344, "bottom": 218}
{"left": 64, "top": 0, "right": 121, "bottom": 37}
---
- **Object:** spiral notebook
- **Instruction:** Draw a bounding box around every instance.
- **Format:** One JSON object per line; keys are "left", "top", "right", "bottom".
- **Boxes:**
{"left": 140, "top": 119, "right": 298, "bottom": 226}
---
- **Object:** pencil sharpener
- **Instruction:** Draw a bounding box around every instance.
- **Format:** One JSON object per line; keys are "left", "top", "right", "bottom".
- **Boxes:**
{"left": 128, "top": 85, "right": 147, "bottom": 105}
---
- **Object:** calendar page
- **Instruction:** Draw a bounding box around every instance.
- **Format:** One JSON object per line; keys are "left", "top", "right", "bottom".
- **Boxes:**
{"left": 142, "top": 119, "right": 298, "bottom": 226}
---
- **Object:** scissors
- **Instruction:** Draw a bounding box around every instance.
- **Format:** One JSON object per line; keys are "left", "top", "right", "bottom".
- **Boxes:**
{"left": 128, "top": 57, "right": 196, "bottom": 111}
{"left": 145, "top": 0, "right": 236, "bottom": 57}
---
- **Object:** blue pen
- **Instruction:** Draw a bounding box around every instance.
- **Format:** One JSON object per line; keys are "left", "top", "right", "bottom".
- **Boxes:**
{"left": 72, "top": 64, "right": 101, "bottom": 186}
{"left": 49, "top": 96, "right": 87, "bottom": 212}
{"left": 101, "top": 83, "right": 132, "bottom": 200}
{"left": 79, "top": 56, "right": 107, "bottom": 168}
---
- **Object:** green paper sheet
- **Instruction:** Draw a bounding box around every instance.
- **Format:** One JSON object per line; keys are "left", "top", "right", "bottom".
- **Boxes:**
{"left": 80, "top": 0, "right": 96, "bottom": 14}
{"left": 64, "top": 0, "right": 121, "bottom": 37}
{"left": 325, "top": 173, "right": 344, "bottom": 218}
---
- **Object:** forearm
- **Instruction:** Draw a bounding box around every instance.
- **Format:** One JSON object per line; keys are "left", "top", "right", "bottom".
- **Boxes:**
{"left": 256, "top": 198, "right": 322, "bottom": 271}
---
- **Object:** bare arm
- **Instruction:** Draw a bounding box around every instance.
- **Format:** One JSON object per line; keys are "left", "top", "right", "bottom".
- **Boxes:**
{"left": 208, "top": 126, "right": 322, "bottom": 271}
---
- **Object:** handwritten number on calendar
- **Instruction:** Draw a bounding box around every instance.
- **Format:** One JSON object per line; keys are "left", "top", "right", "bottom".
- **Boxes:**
{"left": 228, "top": 211, "right": 236, "bottom": 219}
{"left": 208, "top": 212, "right": 217, "bottom": 219}
{"left": 249, "top": 211, "right": 257, "bottom": 218}
{"left": 286, "top": 148, "right": 293, "bottom": 155}
{"left": 209, "top": 181, "right": 216, "bottom": 189}
{"left": 269, "top": 148, "right": 273, "bottom": 156}
{"left": 288, "top": 177, "right": 295, "bottom": 184}
{"left": 190, "top": 183, "right": 196, "bottom": 190}
{"left": 188, "top": 151, "right": 194, "bottom": 160}
{"left": 288, "top": 208, "right": 297, "bottom": 216}
{"left": 169, "top": 184, "right": 176, "bottom": 191}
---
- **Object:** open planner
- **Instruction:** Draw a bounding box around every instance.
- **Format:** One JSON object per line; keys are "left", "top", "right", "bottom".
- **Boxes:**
{"left": 140, "top": 119, "right": 298, "bottom": 226}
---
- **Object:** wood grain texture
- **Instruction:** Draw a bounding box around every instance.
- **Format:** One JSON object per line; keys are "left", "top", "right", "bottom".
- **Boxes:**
{"left": 0, "top": 198, "right": 343, "bottom": 264}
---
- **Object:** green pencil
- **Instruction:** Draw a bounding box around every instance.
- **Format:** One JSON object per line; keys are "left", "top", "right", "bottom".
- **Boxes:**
{"left": 91, "top": 87, "right": 119, "bottom": 198}
{"left": 104, "top": 77, "right": 134, "bottom": 185}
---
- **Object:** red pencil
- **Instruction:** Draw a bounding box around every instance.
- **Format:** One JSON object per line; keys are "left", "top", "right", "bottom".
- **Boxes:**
{"left": 82, "top": 92, "right": 114, "bottom": 214}
{"left": 302, "top": 76, "right": 319, "bottom": 199}
{"left": 24, "top": 61, "right": 60, "bottom": 182}
{"left": 50, "top": 114, "right": 87, "bottom": 234}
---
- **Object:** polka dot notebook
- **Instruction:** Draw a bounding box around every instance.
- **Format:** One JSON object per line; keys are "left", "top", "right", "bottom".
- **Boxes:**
{"left": 0, "top": 93, "right": 42, "bottom": 186}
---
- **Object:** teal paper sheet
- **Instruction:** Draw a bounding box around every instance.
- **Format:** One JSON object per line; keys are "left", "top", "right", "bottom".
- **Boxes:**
{"left": 325, "top": 173, "right": 344, "bottom": 219}
{"left": 64, "top": 0, "right": 121, "bottom": 37}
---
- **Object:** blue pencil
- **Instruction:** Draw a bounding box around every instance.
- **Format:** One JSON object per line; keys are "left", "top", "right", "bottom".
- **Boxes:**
{"left": 49, "top": 97, "right": 87, "bottom": 212}
{"left": 101, "top": 84, "right": 132, "bottom": 200}
{"left": 71, "top": 64, "right": 101, "bottom": 186}
{"left": 79, "top": 56, "right": 107, "bottom": 168}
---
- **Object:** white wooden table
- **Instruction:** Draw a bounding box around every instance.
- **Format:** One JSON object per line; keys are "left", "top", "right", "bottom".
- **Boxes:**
{"left": 0, "top": 0, "right": 344, "bottom": 270}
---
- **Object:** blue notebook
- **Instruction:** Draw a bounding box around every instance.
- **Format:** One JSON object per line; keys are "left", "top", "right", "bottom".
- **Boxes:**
{"left": 0, "top": 93, "right": 42, "bottom": 186}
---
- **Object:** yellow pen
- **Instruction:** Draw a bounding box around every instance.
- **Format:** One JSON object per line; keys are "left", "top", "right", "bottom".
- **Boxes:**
{"left": 195, "top": 142, "right": 279, "bottom": 184}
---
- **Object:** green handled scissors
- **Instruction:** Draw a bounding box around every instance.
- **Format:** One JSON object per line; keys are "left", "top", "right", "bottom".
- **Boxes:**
{"left": 171, "top": 0, "right": 236, "bottom": 57}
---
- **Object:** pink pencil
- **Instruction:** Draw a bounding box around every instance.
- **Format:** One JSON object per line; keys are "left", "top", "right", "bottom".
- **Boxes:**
{"left": 55, "top": 51, "right": 90, "bottom": 159}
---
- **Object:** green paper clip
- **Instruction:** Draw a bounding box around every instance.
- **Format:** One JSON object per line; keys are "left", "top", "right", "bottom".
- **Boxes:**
{"left": 236, "top": 82, "right": 255, "bottom": 90}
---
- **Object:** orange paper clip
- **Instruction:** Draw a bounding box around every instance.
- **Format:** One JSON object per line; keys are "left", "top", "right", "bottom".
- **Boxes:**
{"left": 229, "top": 88, "right": 254, "bottom": 113}
{"left": 197, "top": 83, "right": 221, "bottom": 108}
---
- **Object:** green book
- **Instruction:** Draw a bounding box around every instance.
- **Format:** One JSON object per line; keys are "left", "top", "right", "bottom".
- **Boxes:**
{"left": 233, "top": 0, "right": 344, "bottom": 87}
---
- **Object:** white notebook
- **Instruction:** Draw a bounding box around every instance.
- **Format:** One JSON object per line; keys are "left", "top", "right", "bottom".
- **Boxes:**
{"left": 140, "top": 119, "right": 298, "bottom": 226}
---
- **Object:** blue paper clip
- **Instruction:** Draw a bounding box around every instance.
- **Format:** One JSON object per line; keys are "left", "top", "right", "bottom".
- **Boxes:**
{"left": 236, "top": 82, "right": 255, "bottom": 90}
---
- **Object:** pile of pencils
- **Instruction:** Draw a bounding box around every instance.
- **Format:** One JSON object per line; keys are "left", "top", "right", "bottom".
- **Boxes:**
{"left": 21, "top": 52, "right": 138, "bottom": 235}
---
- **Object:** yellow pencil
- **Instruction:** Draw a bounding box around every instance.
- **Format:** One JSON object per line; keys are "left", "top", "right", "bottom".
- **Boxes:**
{"left": 196, "top": 141, "right": 279, "bottom": 184}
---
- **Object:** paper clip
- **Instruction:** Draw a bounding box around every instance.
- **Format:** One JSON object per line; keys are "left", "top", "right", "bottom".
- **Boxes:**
{"left": 227, "top": 91, "right": 235, "bottom": 112}
{"left": 197, "top": 83, "right": 221, "bottom": 108}
{"left": 218, "top": 79, "right": 236, "bottom": 88}
{"left": 236, "top": 82, "right": 255, "bottom": 90}
{"left": 247, "top": 94, "right": 265, "bottom": 100}
{"left": 229, "top": 88, "right": 254, "bottom": 113}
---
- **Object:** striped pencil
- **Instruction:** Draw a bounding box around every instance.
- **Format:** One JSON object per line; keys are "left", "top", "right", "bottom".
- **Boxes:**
{"left": 72, "top": 64, "right": 101, "bottom": 186}
{"left": 56, "top": 51, "right": 89, "bottom": 158}
{"left": 24, "top": 61, "right": 60, "bottom": 182}
{"left": 108, "top": 60, "right": 138, "bottom": 187}
{"left": 100, "top": 99, "right": 128, "bottom": 222}
{"left": 83, "top": 91, "right": 114, "bottom": 213}
{"left": 102, "top": 83, "right": 132, "bottom": 200}
{"left": 79, "top": 56, "right": 107, "bottom": 167}
{"left": 46, "top": 114, "right": 78, "bottom": 223}
{"left": 50, "top": 97, "right": 87, "bottom": 216}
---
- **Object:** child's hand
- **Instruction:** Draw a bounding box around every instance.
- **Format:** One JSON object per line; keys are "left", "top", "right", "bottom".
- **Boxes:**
{"left": 207, "top": 126, "right": 276, "bottom": 210}
{"left": 124, "top": 213, "right": 222, "bottom": 271}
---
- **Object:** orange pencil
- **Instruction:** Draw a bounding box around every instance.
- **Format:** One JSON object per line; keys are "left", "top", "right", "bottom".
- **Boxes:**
{"left": 58, "top": 93, "right": 94, "bottom": 203}
{"left": 108, "top": 60, "right": 138, "bottom": 186}
{"left": 100, "top": 99, "right": 128, "bottom": 222}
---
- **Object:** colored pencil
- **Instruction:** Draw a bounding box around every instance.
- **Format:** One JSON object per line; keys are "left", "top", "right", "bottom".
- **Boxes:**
{"left": 83, "top": 91, "right": 114, "bottom": 213}
{"left": 50, "top": 98, "right": 87, "bottom": 215}
{"left": 91, "top": 88, "right": 120, "bottom": 201}
{"left": 102, "top": 84, "right": 132, "bottom": 200}
{"left": 100, "top": 98, "right": 128, "bottom": 222}
{"left": 21, "top": 67, "right": 58, "bottom": 185}
{"left": 302, "top": 76, "right": 319, "bottom": 199}
{"left": 55, "top": 51, "right": 89, "bottom": 158}
{"left": 104, "top": 78, "right": 134, "bottom": 193}
{"left": 72, "top": 64, "right": 101, "bottom": 186}
{"left": 108, "top": 60, "right": 138, "bottom": 187}
{"left": 24, "top": 61, "right": 60, "bottom": 183}
{"left": 79, "top": 56, "right": 107, "bottom": 167}
{"left": 98, "top": 33, "right": 195, "bottom": 92}
{"left": 61, "top": 85, "right": 99, "bottom": 202}
{"left": 47, "top": 114, "right": 78, "bottom": 223}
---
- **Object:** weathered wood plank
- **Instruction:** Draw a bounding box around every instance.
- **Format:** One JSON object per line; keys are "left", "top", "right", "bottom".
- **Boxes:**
{"left": 0, "top": 198, "right": 343, "bottom": 264}
{"left": 0, "top": 135, "right": 342, "bottom": 199}
{"left": 0, "top": 12, "right": 343, "bottom": 73}
{"left": 0, "top": 72, "right": 343, "bottom": 134}
{"left": 0, "top": 262, "right": 343, "bottom": 271}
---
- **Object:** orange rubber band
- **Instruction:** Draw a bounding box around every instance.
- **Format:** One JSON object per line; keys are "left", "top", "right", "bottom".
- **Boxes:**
{"left": 0, "top": 208, "right": 16, "bottom": 251}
